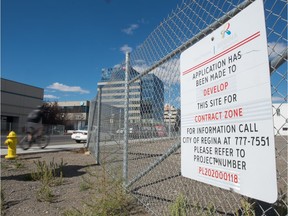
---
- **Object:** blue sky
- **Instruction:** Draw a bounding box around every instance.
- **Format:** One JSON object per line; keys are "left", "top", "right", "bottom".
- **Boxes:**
{"left": 2, "top": 0, "right": 287, "bottom": 104}
{"left": 2, "top": 0, "right": 179, "bottom": 101}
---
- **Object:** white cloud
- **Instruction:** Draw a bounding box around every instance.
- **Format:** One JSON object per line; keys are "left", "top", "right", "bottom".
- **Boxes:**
{"left": 132, "top": 58, "right": 181, "bottom": 108}
{"left": 120, "top": 44, "right": 133, "bottom": 54}
{"left": 133, "top": 58, "right": 180, "bottom": 85}
{"left": 44, "top": 94, "right": 59, "bottom": 99}
{"left": 122, "top": 24, "right": 139, "bottom": 35}
{"left": 113, "top": 64, "right": 122, "bottom": 68}
{"left": 268, "top": 42, "right": 287, "bottom": 59}
{"left": 272, "top": 96, "right": 285, "bottom": 103}
{"left": 47, "top": 82, "right": 90, "bottom": 94}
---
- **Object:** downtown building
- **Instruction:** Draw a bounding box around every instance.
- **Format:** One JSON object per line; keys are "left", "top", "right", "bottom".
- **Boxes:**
{"left": 97, "top": 66, "right": 164, "bottom": 128}
{"left": 164, "top": 104, "right": 180, "bottom": 132}
{"left": 57, "top": 101, "right": 90, "bottom": 130}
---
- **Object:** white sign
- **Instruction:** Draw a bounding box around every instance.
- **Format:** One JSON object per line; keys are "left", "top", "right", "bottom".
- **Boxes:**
{"left": 180, "top": 0, "right": 277, "bottom": 203}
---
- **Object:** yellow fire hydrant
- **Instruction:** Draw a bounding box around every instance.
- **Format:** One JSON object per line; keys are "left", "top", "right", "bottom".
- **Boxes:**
{"left": 4, "top": 131, "right": 18, "bottom": 159}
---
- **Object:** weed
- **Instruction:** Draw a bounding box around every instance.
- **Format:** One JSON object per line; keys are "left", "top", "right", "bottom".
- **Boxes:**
{"left": 31, "top": 158, "right": 66, "bottom": 203}
{"left": 31, "top": 160, "right": 53, "bottom": 183}
{"left": 65, "top": 163, "right": 135, "bottom": 215}
{"left": 31, "top": 158, "right": 66, "bottom": 186}
{"left": 275, "top": 190, "right": 288, "bottom": 215}
{"left": 36, "top": 184, "right": 55, "bottom": 203}
{"left": 79, "top": 180, "right": 92, "bottom": 191}
{"left": 87, "top": 165, "right": 131, "bottom": 216}
{"left": 205, "top": 202, "right": 216, "bottom": 216}
{"left": 62, "top": 206, "right": 94, "bottom": 216}
{"left": 236, "top": 200, "right": 255, "bottom": 216}
{"left": 62, "top": 208, "right": 82, "bottom": 216}
{"left": 14, "top": 160, "right": 24, "bottom": 169}
{"left": 169, "top": 194, "right": 189, "bottom": 216}
{"left": 54, "top": 172, "right": 64, "bottom": 186}
{"left": 193, "top": 201, "right": 202, "bottom": 215}
{"left": 79, "top": 171, "right": 94, "bottom": 192}
{"left": 1, "top": 159, "right": 24, "bottom": 170}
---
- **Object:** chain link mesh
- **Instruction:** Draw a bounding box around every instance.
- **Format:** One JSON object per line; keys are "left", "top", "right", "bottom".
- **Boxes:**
{"left": 88, "top": 0, "right": 287, "bottom": 215}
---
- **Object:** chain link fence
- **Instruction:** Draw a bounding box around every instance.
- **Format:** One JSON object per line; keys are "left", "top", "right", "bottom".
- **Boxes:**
{"left": 87, "top": 0, "right": 287, "bottom": 215}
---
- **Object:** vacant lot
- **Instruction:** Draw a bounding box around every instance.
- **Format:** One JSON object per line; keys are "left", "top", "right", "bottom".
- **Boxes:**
{"left": 1, "top": 149, "right": 149, "bottom": 216}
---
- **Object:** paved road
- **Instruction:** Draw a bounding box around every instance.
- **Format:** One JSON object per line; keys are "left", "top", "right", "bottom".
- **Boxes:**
{"left": 1, "top": 134, "right": 86, "bottom": 156}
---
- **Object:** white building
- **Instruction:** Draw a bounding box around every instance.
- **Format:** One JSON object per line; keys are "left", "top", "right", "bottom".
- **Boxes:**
{"left": 58, "top": 101, "right": 90, "bottom": 130}
{"left": 164, "top": 104, "right": 180, "bottom": 131}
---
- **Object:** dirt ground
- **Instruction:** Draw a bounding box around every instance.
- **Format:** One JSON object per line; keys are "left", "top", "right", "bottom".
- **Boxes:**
{"left": 1, "top": 148, "right": 149, "bottom": 216}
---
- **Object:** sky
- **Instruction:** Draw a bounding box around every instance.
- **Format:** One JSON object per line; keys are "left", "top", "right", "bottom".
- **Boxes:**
{"left": 2, "top": 0, "right": 287, "bottom": 104}
{"left": 2, "top": 0, "right": 179, "bottom": 101}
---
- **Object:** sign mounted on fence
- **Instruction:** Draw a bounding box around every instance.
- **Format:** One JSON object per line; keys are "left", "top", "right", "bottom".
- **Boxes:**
{"left": 180, "top": 0, "right": 277, "bottom": 203}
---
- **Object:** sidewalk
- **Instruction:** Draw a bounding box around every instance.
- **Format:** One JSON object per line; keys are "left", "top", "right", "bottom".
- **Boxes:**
{"left": 1, "top": 144, "right": 84, "bottom": 157}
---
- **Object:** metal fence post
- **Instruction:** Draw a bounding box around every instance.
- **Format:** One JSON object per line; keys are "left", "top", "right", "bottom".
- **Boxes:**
{"left": 95, "top": 86, "right": 102, "bottom": 165}
{"left": 86, "top": 99, "right": 96, "bottom": 149}
{"left": 123, "top": 52, "right": 130, "bottom": 186}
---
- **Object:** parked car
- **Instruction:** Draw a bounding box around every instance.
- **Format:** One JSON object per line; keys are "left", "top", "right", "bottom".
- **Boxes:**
{"left": 116, "top": 128, "right": 124, "bottom": 134}
{"left": 71, "top": 125, "right": 88, "bottom": 143}
{"left": 117, "top": 125, "right": 161, "bottom": 139}
{"left": 128, "top": 125, "right": 156, "bottom": 139}
{"left": 116, "top": 127, "right": 135, "bottom": 134}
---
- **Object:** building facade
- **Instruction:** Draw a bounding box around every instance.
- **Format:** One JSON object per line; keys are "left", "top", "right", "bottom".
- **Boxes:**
{"left": 164, "top": 104, "right": 179, "bottom": 125}
{"left": 57, "top": 101, "right": 90, "bottom": 130}
{"left": 1, "top": 78, "right": 44, "bottom": 134}
{"left": 164, "top": 104, "right": 180, "bottom": 133}
{"left": 98, "top": 66, "right": 164, "bottom": 125}
{"left": 99, "top": 67, "right": 141, "bottom": 123}
{"left": 141, "top": 74, "right": 164, "bottom": 123}
{"left": 1, "top": 78, "right": 91, "bottom": 133}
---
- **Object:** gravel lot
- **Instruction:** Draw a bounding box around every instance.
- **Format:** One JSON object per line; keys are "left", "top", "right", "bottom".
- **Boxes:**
{"left": 1, "top": 148, "right": 149, "bottom": 216}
